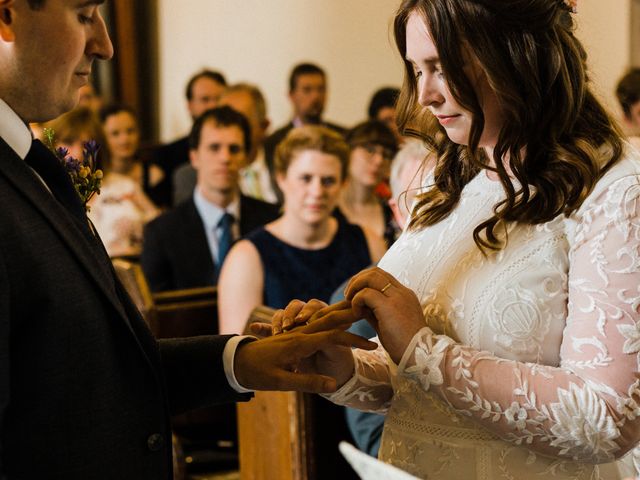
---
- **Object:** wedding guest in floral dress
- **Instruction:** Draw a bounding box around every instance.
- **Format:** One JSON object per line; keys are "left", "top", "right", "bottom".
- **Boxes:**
{"left": 271, "top": 0, "right": 640, "bottom": 478}
{"left": 88, "top": 105, "right": 159, "bottom": 257}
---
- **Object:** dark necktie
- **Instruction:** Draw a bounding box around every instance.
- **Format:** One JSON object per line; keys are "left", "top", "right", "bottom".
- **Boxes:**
{"left": 24, "top": 139, "right": 88, "bottom": 225}
{"left": 217, "top": 212, "right": 235, "bottom": 267}
{"left": 24, "top": 139, "right": 116, "bottom": 289}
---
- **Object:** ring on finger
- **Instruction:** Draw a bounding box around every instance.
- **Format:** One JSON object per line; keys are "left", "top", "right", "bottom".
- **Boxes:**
{"left": 380, "top": 282, "right": 392, "bottom": 294}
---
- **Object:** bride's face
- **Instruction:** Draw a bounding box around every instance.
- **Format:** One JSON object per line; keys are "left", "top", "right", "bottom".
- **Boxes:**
{"left": 405, "top": 11, "right": 505, "bottom": 148}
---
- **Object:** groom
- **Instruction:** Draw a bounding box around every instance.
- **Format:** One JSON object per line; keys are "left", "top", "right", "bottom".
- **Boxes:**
{"left": 0, "top": 1, "right": 373, "bottom": 479}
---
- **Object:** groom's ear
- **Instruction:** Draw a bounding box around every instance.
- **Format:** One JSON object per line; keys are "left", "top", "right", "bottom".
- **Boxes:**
{"left": 0, "top": 1, "right": 16, "bottom": 42}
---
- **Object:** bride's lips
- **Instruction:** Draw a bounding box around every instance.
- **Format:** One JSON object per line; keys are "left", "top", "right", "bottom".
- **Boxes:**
{"left": 435, "top": 114, "right": 460, "bottom": 126}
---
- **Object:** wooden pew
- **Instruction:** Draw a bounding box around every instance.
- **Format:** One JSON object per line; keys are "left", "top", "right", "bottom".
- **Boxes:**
{"left": 112, "top": 258, "right": 154, "bottom": 321}
{"left": 150, "top": 286, "right": 238, "bottom": 474}
{"left": 150, "top": 286, "right": 219, "bottom": 338}
{"left": 237, "top": 307, "right": 315, "bottom": 480}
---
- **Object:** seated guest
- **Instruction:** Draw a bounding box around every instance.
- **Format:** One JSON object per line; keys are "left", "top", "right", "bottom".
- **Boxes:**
{"left": 173, "top": 83, "right": 279, "bottom": 205}
{"left": 387, "top": 138, "right": 433, "bottom": 230}
{"left": 88, "top": 105, "right": 160, "bottom": 258}
{"left": 218, "top": 125, "right": 385, "bottom": 480}
{"left": 142, "top": 106, "right": 279, "bottom": 292}
{"left": 616, "top": 68, "right": 640, "bottom": 149}
{"left": 218, "top": 125, "right": 386, "bottom": 334}
{"left": 338, "top": 120, "right": 399, "bottom": 246}
{"left": 340, "top": 138, "right": 432, "bottom": 457}
{"left": 154, "top": 69, "right": 227, "bottom": 207}
{"left": 100, "top": 104, "right": 164, "bottom": 195}
{"left": 219, "top": 83, "right": 278, "bottom": 204}
{"left": 264, "top": 62, "right": 346, "bottom": 201}
{"left": 368, "top": 87, "right": 402, "bottom": 144}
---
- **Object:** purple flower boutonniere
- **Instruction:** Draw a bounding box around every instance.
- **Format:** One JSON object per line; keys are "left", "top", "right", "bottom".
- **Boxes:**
{"left": 43, "top": 127, "right": 103, "bottom": 211}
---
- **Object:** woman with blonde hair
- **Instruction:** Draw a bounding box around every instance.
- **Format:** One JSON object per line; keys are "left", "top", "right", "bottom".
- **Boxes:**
{"left": 219, "top": 125, "right": 386, "bottom": 334}
{"left": 219, "top": 125, "right": 386, "bottom": 479}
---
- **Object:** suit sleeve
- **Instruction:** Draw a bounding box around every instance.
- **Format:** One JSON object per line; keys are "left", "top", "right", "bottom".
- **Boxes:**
{"left": 0, "top": 249, "right": 9, "bottom": 476}
{"left": 158, "top": 335, "right": 252, "bottom": 415}
{"left": 141, "top": 220, "right": 173, "bottom": 293}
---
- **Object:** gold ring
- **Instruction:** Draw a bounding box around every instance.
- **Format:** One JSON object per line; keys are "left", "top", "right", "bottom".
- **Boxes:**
{"left": 380, "top": 282, "right": 392, "bottom": 294}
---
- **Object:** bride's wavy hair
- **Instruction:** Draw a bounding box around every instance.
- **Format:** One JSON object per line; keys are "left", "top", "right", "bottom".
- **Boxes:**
{"left": 394, "top": 0, "right": 624, "bottom": 251}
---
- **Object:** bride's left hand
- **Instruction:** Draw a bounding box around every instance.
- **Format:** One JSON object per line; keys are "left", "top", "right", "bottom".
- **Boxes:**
{"left": 343, "top": 266, "right": 425, "bottom": 364}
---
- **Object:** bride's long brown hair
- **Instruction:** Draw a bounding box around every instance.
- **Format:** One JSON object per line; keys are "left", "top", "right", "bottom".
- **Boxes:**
{"left": 395, "top": 0, "right": 624, "bottom": 251}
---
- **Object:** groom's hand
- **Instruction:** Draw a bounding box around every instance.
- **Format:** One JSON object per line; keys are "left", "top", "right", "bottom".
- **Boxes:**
{"left": 233, "top": 329, "right": 377, "bottom": 393}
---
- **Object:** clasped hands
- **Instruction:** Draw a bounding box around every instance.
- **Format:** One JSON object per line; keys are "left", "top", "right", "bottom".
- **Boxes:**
{"left": 234, "top": 267, "right": 425, "bottom": 395}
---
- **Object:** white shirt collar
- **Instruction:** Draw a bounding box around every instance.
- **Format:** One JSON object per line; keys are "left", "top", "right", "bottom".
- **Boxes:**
{"left": 0, "top": 98, "right": 32, "bottom": 160}
{"left": 193, "top": 187, "right": 240, "bottom": 232}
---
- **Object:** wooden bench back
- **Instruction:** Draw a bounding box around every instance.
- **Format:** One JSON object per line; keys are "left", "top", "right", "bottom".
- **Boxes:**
{"left": 237, "top": 306, "right": 315, "bottom": 480}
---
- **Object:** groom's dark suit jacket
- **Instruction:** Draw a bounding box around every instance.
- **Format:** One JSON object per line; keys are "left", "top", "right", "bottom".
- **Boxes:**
{"left": 141, "top": 194, "right": 280, "bottom": 292}
{"left": 0, "top": 138, "right": 250, "bottom": 479}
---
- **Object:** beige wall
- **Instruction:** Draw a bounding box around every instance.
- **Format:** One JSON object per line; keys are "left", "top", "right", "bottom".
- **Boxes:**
{"left": 575, "top": 0, "right": 631, "bottom": 121}
{"left": 157, "top": 1, "right": 632, "bottom": 141}
{"left": 157, "top": 0, "right": 403, "bottom": 141}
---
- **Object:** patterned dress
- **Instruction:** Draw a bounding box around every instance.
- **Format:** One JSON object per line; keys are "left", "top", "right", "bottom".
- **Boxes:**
{"left": 88, "top": 173, "right": 158, "bottom": 257}
{"left": 326, "top": 147, "right": 640, "bottom": 479}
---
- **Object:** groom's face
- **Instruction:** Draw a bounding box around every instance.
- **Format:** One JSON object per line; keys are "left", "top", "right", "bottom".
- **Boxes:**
{"left": 0, "top": 0, "right": 113, "bottom": 122}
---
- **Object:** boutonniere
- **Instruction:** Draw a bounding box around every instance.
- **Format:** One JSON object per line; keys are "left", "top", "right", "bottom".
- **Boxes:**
{"left": 43, "top": 127, "right": 103, "bottom": 211}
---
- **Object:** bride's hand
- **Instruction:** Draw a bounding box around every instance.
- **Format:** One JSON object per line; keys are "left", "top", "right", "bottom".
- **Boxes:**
{"left": 344, "top": 266, "right": 425, "bottom": 364}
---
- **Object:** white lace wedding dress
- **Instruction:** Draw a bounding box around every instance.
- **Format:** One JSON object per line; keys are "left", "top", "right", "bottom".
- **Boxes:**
{"left": 327, "top": 148, "right": 640, "bottom": 479}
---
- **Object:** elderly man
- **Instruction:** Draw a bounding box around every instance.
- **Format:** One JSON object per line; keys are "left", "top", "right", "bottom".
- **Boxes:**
{"left": 0, "top": 2, "right": 373, "bottom": 479}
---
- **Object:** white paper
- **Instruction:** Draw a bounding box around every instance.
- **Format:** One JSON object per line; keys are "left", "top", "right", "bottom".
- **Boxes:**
{"left": 339, "top": 442, "right": 421, "bottom": 480}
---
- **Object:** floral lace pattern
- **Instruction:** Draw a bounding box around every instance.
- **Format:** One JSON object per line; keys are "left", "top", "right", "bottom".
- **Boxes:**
{"left": 327, "top": 151, "right": 640, "bottom": 479}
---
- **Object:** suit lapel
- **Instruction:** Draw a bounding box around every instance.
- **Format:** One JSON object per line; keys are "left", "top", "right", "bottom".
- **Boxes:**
{"left": 182, "top": 198, "right": 217, "bottom": 280}
{"left": 0, "top": 140, "right": 133, "bottom": 330}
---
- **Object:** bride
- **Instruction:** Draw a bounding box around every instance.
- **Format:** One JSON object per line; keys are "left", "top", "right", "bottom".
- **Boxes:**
{"left": 270, "top": 0, "right": 640, "bottom": 478}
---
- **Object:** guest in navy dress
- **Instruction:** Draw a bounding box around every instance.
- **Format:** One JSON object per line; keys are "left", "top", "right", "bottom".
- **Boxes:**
{"left": 218, "top": 125, "right": 386, "bottom": 333}
{"left": 218, "top": 125, "right": 386, "bottom": 479}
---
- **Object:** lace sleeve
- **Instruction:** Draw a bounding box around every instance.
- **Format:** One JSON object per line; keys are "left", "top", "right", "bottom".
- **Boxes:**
{"left": 396, "top": 175, "right": 640, "bottom": 463}
{"left": 325, "top": 339, "right": 395, "bottom": 414}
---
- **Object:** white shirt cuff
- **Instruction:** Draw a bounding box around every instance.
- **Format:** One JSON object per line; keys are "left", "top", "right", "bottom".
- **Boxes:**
{"left": 223, "top": 335, "right": 256, "bottom": 393}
